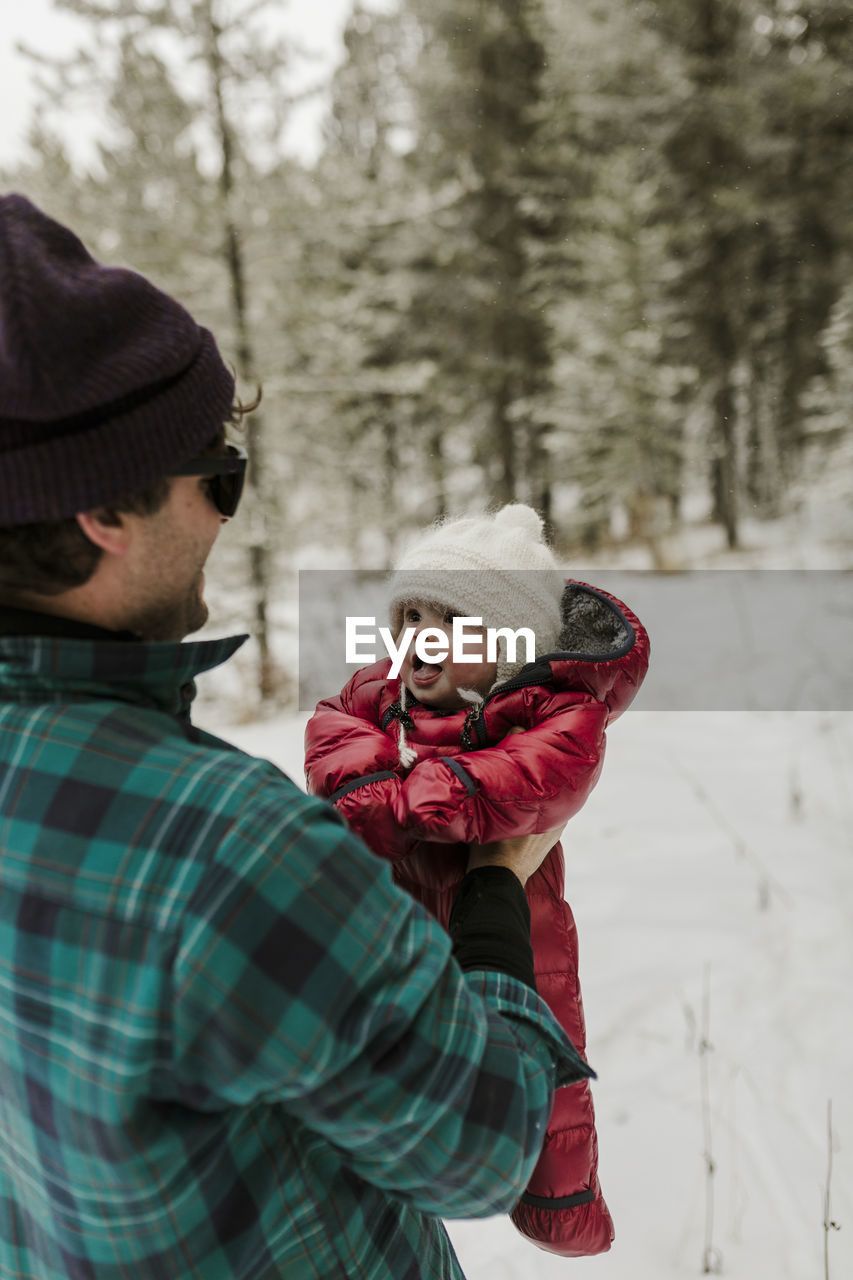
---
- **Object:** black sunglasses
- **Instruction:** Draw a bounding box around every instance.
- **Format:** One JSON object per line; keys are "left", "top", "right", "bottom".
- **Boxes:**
{"left": 171, "top": 444, "right": 248, "bottom": 517}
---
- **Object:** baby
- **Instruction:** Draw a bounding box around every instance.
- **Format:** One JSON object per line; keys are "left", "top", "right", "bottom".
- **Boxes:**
{"left": 305, "top": 504, "right": 649, "bottom": 1257}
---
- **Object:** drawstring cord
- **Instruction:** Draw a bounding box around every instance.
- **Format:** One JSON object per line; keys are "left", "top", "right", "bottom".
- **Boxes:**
{"left": 457, "top": 687, "right": 484, "bottom": 752}
{"left": 388, "top": 685, "right": 418, "bottom": 768}
{"left": 389, "top": 685, "right": 485, "bottom": 763}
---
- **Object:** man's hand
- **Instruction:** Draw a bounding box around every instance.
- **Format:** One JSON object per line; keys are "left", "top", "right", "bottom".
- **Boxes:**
{"left": 466, "top": 827, "right": 564, "bottom": 887}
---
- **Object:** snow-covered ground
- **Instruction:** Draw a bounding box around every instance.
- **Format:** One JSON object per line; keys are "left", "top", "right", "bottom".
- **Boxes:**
{"left": 204, "top": 702, "right": 853, "bottom": 1280}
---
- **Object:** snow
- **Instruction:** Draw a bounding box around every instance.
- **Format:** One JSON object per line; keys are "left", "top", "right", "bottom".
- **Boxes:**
{"left": 204, "top": 701, "right": 853, "bottom": 1279}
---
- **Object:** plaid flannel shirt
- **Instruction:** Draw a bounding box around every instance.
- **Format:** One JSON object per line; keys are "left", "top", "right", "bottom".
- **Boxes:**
{"left": 0, "top": 623, "right": 590, "bottom": 1279}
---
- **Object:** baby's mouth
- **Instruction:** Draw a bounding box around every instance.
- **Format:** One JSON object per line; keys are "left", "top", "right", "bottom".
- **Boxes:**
{"left": 411, "top": 654, "right": 443, "bottom": 684}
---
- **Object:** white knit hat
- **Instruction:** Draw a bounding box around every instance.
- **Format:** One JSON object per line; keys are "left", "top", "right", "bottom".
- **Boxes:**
{"left": 388, "top": 504, "right": 565, "bottom": 691}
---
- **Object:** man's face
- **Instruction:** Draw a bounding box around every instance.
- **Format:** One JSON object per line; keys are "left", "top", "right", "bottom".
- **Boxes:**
{"left": 397, "top": 601, "right": 498, "bottom": 710}
{"left": 122, "top": 474, "right": 226, "bottom": 642}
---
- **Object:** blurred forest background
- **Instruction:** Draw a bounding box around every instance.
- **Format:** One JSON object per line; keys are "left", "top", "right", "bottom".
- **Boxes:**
{"left": 3, "top": 0, "right": 852, "bottom": 709}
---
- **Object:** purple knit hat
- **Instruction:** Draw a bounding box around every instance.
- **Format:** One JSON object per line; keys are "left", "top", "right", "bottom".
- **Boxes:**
{"left": 0, "top": 193, "right": 236, "bottom": 525}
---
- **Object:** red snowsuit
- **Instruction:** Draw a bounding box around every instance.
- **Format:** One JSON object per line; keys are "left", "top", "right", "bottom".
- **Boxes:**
{"left": 305, "top": 582, "right": 649, "bottom": 1257}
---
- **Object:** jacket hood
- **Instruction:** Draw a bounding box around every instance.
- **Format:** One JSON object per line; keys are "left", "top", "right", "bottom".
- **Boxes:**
{"left": 489, "top": 580, "right": 649, "bottom": 721}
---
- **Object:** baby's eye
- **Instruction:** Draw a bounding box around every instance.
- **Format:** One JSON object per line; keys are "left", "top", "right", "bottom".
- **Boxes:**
{"left": 405, "top": 608, "right": 421, "bottom": 623}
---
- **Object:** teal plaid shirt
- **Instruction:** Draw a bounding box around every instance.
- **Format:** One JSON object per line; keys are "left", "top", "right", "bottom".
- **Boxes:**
{"left": 0, "top": 622, "right": 590, "bottom": 1279}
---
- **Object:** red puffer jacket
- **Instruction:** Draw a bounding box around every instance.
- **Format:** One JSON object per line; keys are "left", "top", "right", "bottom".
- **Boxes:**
{"left": 305, "top": 582, "right": 649, "bottom": 1257}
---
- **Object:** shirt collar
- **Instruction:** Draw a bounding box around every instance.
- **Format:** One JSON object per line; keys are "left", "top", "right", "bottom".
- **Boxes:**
{"left": 0, "top": 606, "right": 248, "bottom": 718}
{"left": 0, "top": 605, "right": 139, "bottom": 643}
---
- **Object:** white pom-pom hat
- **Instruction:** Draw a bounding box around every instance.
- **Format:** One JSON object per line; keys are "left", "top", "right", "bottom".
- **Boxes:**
{"left": 388, "top": 504, "right": 565, "bottom": 690}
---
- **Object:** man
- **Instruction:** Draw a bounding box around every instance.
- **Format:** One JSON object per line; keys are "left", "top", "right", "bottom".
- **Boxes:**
{"left": 0, "top": 194, "right": 592, "bottom": 1279}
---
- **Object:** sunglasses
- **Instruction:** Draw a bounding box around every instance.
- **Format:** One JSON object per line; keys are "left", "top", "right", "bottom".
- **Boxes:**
{"left": 171, "top": 444, "right": 248, "bottom": 517}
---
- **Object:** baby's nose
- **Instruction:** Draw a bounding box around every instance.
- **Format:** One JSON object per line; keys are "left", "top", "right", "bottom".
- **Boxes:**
{"left": 413, "top": 619, "right": 449, "bottom": 643}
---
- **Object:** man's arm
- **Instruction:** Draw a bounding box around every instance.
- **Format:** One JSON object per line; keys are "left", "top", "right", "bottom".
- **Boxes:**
{"left": 449, "top": 829, "right": 566, "bottom": 986}
{"left": 169, "top": 772, "right": 591, "bottom": 1219}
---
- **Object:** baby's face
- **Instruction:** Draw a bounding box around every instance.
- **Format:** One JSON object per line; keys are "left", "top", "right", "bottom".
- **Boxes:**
{"left": 397, "top": 601, "right": 498, "bottom": 710}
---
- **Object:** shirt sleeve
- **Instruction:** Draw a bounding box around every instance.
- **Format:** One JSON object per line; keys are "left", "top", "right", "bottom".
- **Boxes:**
{"left": 169, "top": 768, "right": 592, "bottom": 1219}
{"left": 449, "top": 865, "right": 537, "bottom": 989}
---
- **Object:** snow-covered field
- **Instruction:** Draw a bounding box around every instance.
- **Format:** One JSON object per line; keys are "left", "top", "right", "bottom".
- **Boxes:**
{"left": 206, "top": 703, "right": 853, "bottom": 1280}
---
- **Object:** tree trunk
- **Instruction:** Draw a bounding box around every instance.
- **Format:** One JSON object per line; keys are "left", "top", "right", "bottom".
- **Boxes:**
{"left": 493, "top": 376, "right": 517, "bottom": 505}
{"left": 746, "top": 361, "right": 784, "bottom": 517}
{"left": 381, "top": 396, "right": 399, "bottom": 565}
{"left": 526, "top": 422, "right": 553, "bottom": 539}
{"left": 205, "top": 1, "right": 277, "bottom": 703}
{"left": 427, "top": 425, "right": 448, "bottom": 520}
{"left": 711, "top": 373, "right": 739, "bottom": 549}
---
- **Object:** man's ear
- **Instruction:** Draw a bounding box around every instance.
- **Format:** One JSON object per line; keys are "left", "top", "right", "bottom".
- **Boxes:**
{"left": 75, "top": 508, "right": 134, "bottom": 556}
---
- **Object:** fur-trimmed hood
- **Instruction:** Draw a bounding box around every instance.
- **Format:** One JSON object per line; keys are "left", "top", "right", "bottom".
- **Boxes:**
{"left": 499, "top": 579, "right": 649, "bottom": 722}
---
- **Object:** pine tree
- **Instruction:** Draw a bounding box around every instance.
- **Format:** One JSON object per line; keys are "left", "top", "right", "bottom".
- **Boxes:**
{"left": 645, "top": 0, "right": 762, "bottom": 549}
{"left": 742, "top": 1, "right": 853, "bottom": 510}
{"left": 539, "top": 0, "right": 690, "bottom": 556}
{"left": 20, "top": 0, "right": 303, "bottom": 703}
{"left": 401, "top": 0, "right": 557, "bottom": 510}
{"left": 301, "top": 2, "right": 435, "bottom": 564}
{"left": 800, "top": 278, "right": 853, "bottom": 532}
{"left": 637, "top": 0, "right": 853, "bottom": 541}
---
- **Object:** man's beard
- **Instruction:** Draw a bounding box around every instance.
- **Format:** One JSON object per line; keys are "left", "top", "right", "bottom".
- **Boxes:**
{"left": 125, "top": 571, "right": 208, "bottom": 642}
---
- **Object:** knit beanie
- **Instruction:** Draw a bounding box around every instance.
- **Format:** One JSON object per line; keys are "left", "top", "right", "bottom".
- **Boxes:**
{"left": 0, "top": 193, "right": 236, "bottom": 525}
{"left": 388, "top": 504, "right": 565, "bottom": 690}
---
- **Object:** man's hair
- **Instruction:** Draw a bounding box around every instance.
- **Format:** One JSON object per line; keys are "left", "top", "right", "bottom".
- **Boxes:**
{"left": 0, "top": 477, "right": 173, "bottom": 598}
{"left": 0, "top": 395, "right": 257, "bottom": 599}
